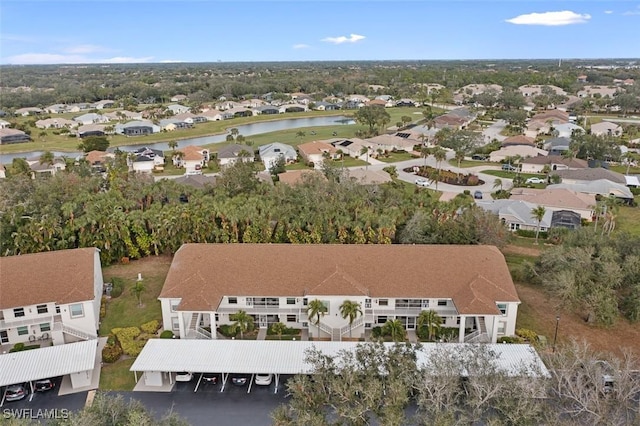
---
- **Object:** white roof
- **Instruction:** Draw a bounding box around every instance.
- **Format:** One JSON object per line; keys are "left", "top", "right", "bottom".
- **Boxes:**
{"left": 131, "top": 340, "right": 549, "bottom": 377}
{"left": 0, "top": 340, "right": 97, "bottom": 386}
{"left": 625, "top": 175, "right": 640, "bottom": 186}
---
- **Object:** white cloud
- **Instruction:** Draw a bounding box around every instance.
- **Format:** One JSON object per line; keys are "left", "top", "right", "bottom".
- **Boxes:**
{"left": 100, "top": 56, "right": 154, "bottom": 64}
{"left": 622, "top": 6, "right": 640, "bottom": 16}
{"left": 321, "top": 33, "right": 365, "bottom": 44}
{"left": 160, "top": 59, "right": 184, "bottom": 63}
{"left": 293, "top": 43, "right": 310, "bottom": 49}
{"left": 506, "top": 10, "right": 591, "bottom": 26}
{"left": 5, "top": 52, "right": 154, "bottom": 64}
{"left": 62, "top": 44, "right": 108, "bottom": 54}
{"left": 604, "top": 10, "right": 613, "bottom": 14}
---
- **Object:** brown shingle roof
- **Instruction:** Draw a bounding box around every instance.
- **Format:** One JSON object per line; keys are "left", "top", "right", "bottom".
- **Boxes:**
{"left": 502, "top": 135, "right": 535, "bottom": 147}
{"left": 159, "top": 244, "right": 519, "bottom": 314}
{"left": 0, "top": 248, "right": 99, "bottom": 309}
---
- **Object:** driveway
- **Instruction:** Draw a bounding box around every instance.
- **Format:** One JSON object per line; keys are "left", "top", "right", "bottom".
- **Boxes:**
{"left": 481, "top": 119, "right": 507, "bottom": 143}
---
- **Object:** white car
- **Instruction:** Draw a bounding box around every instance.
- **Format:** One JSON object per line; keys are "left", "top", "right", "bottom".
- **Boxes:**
{"left": 175, "top": 372, "right": 193, "bottom": 382}
{"left": 254, "top": 373, "right": 273, "bottom": 386}
{"left": 415, "top": 178, "right": 430, "bottom": 187}
{"left": 525, "top": 177, "right": 545, "bottom": 184}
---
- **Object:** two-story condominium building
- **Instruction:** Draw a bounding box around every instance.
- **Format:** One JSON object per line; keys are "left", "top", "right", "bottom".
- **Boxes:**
{"left": 159, "top": 244, "right": 520, "bottom": 344}
{"left": 0, "top": 248, "right": 103, "bottom": 348}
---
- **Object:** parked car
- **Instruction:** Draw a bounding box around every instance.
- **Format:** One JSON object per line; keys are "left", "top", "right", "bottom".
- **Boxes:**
{"left": 474, "top": 191, "right": 483, "bottom": 199}
{"left": 525, "top": 177, "right": 545, "bottom": 184}
{"left": 255, "top": 373, "right": 273, "bottom": 386}
{"left": 201, "top": 373, "right": 218, "bottom": 384}
{"left": 231, "top": 375, "right": 248, "bottom": 386}
{"left": 501, "top": 164, "right": 517, "bottom": 171}
{"left": 4, "top": 384, "right": 28, "bottom": 402}
{"left": 472, "top": 154, "right": 488, "bottom": 161}
{"left": 175, "top": 372, "right": 193, "bottom": 382}
{"left": 34, "top": 379, "right": 55, "bottom": 392}
{"left": 415, "top": 178, "right": 430, "bottom": 187}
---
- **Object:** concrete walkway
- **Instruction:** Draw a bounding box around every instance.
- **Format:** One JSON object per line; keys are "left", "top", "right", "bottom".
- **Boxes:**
{"left": 257, "top": 328, "right": 267, "bottom": 340}
{"left": 300, "top": 329, "right": 309, "bottom": 341}
{"left": 406, "top": 330, "right": 418, "bottom": 343}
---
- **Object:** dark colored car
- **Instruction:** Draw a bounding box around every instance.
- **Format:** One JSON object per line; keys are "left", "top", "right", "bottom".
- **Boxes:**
{"left": 231, "top": 375, "right": 248, "bottom": 386}
{"left": 474, "top": 191, "right": 483, "bottom": 199}
{"left": 34, "top": 379, "right": 55, "bottom": 392}
{"left": 4, "top": 384, "right": 28, "bottom": 401}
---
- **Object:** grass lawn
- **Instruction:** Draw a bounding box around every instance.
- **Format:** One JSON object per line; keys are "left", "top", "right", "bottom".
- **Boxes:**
{"left": 448, "top": 159, "right": 495, "bottom": 168}
{"left": 480, "top": 170, "right": 546, "bottom": 180}
{"left": 100, "top": 358, "right": 136, "bottom": 391}
{"left": 99, "top": 255, "right": 172, "bottom": 336}
{"left": 284, "top": 162, "right": 312, "bottom": 171}
{"left": 609, "top": 164, "right": 640, "bottom": 175}
{"left": 617, "top": 204, "right": 640, "bottom": 235}
{"left": 377, "top": 151, "right": 418, "bottom": 163}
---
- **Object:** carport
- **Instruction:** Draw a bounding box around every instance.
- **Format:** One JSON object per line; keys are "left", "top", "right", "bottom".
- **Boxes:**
{"left": 0, "top": 340, "right": 97, "bottom": 406}
{"left": 130, "top": 340, "right": 549, "bottom": 394}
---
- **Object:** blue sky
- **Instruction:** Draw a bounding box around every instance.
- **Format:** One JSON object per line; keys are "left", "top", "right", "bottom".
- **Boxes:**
{"left": 1, "top": 1, "right": 639, "bottom": 64}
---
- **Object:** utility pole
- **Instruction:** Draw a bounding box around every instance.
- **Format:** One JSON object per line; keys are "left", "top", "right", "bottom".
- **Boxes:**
{"left": 552, "top": 315, "right": 560, "bottom": 353}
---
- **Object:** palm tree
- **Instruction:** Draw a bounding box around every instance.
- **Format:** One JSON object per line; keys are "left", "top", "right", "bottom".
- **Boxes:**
{"left": 360, "top": 146, "right": 370, "bottom": 171}
{"left": 420, "top": 146, "right": 431, "bottom": 168}
{"left": 432, "top": 146, "right": 447, "bottom": 189}
{"left": 39, "top": 151, "right": 54, "bottom": 165}
{"left": 417, "top": 310, "right": 442, "bottom": 341}
{"left": 492, "top": 178, "right": 503, "bottom": 192}
{"left": 339, "top": 300, "right": 363, "bottom": 338}
{"left": 230, "top": 310, "right": 254, "bottom": 339}
{"left": 383, "top": 319, "right": 405, "bottom": 342}
{"left": 130, "top": 279, "right": 146, "bottom": 307}
{"left": 270, "top": 322, "right": 287, "bottom": 340}
{"left": 168, "top": 141, "right": 178, "bottom": 152}
{"left": 295, "top": 130, "right": 306, "bottom": 140}
{"left": 230, "top": 128, "right": 239, "bottom": 140}
{"left": 531, "top": 205, "right": 547, "bottom": 244}
{"left": 306, "top": 299, "right": 327, "bottom": 341}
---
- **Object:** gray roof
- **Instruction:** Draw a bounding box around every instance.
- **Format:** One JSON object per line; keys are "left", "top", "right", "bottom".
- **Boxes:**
{"left": 476, "top": 199, "right": 553, "bottom": 228}
{"left": 259, "top": 142, "right": 297, "bottom": 159}
{"left": 554, "top": 168, "right": 626, "bottom": 184}
{"left": 544, "top": 137, "right": 571, "bottom": 149}
{"left": 217, "top": 144, "right": 254, "bottom": 159}
{"left": 548, "top": 179, "right": 634, "bottom": 199}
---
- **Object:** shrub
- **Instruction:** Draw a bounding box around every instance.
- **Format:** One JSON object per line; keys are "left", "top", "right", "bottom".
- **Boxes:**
{"left": 106, "top": 334, "right": 116, "bottom": 346}
{"left": 10, "top": 343, "right": 25, "bottom": 352}
{"left": 515, "top": 229, "right": 548, "bottom": 239}
{"left": 112, "top": 326, "right": 144, "bottom": 356}
{"left": 110, "top": 277, "right": 125, "bottom": 298}
{"left": 160, "top": 330, "right": 174, "bottom": 339}
{"left": 516, "top": 328, "right": 538, "bottom": 342}
{"left": 371, "top": 326, "right": 383, "bottom": 339}
{"left": 102, "top": 344, "right": 123, "bottom": 363}
{"left": 100, "top": 297, "right": 107, "bottom": 319}
{"left": 140, "top": 320, "right": 160, "bottom": 334}
{"left": 218, "top": 324, "right": 238, "bottom": 338}
{"left": 497, "top": 336, "right": 524, "bottom": 344}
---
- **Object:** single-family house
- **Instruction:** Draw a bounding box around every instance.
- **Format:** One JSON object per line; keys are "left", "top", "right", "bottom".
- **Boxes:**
{"left": 170, "top": 95, "right": 188, "bottom": 103}
{"left": 0, "top": 128, "right": 31, "bottom": 144}
{"left": 0, "top": 120, "right": 10, "bottom": 129}
{"left": 476, "top": 199, "right": 553, "bottom": 232}
{"left": 102, "top": 110, "right": 143, "bottom": 121}
{"left": 548, "top": 179, "right": 634, "bottom": 201}
{"left": 330, "top": 138, "right": 369, "bottom": 158}
{"left": 509, "top": 188, "right": 596, "bottom": 221}
{"left": 35, "top": 118, "right": 77, "bottom": 129}
{"left": 216, "top": 144, "right": 254, "bottom": 167}
{"left": 15, "top": 107, "right": 43, "bottom": 116}
{"left": 343, "top": 168, "right": 393, "bottom": 185}
{"left": 525, "top": 120, "right": 552, "bottom": 139}
{"left": 174, "top": 112, "right": 207, "bottom": 124}
{"left": 297, "top": 141, "right": 338, "bottom": 169}
{"left": 240, "top": 99, "right": 267, "bottom": 108}
{"left": 201, "top": 109, "right": 228, "bottom": 121}
{"left": 577, "top": 86, "right": 619, "bottom": 99}
{"left": 279, "top": 104, "right": 308, "bottom": 113}
{"left": 172, "top": 174, "right": 217, "bottom": 189}
{"left": 128, "top": 147, "right": 164, "bottom": 173}
{"left": 225, "top": 107, "right": 254, "bottom": 118}
{"left": 552, "top": 168, "right": 626, "bottom": 185}
{"left": 67, "top": 103, "right": 90, "bottom": 113}
{"left": 434, "top": 114, "right": 468, "bottom": 130}
{"left": 364, "top": 134, "right": 417, "bottom": 153}
{"left": 44, "top": 104, "right": 68, "bottom": 114}
{"left": 276, "top": 170, "right": 325, "bottom": 185}
{"left": 518, "top": 85, "right": 567, "bottom": 98}
{"left": 77, "top": 124, "right": 106, "bottom": 138}
{"left": 26, "top": 156, "right": 67, "bottom": 178}
{"left": 502, "top": 135, "right": 535, "bottom": 147}
{"left": 159, "top": 118, "right": 192, "bottom": 131}
{"left": 259, "top": 143, "right": 297, "bottom": 169}
{"left": 543, "top": 137, "right": 572, "bottom": 156}
{"left": 395, "top": 99, "right": 418, "bottom": 107}
{"left": 93, "top": 100, "right": 115, "bottom": 110}
{"left": 530, "top": 110, "right": 569, "bottom": 124}
{"left": 313, "top": 102, "right": 342, "bottom": 111}
{"left": 553, "top": 123, "right": 584, "bottom": 139}
{"left": 85, "top": 150, "right": 116, "bottom": 171}
{"left": 489, "top": 145, "right": 548, "bottom": 163}
{"left": 0, "top": 248, "right": 103, "bottom": 391}
{"left": 73, "top": 113, "right": 109, "bottom": 126}
{"left": 158, "top": 244, "right": 521, "bottom": 343}
{"left": 253, "top": 105, "right": 280, "bottom": 115}
{"left": 166, "top": 104, "right": 190, "bottom": 115}
{"left": 590, "top": 122, "right": 623, "bottom": 137}
{"left": 115, "top": 121, "right": 159, "bottom": 136}
{"left": 174, "top": 145, "right": 210, "bottom": 174}
{"left": 520, "top": 155, "right": 588, "bottom": 174}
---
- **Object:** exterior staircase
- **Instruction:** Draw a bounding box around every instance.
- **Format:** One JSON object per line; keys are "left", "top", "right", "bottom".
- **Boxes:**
{"left": 62, "top": 324, "right": 96, "bottom": 341}
{"left": 465, "top": 317, "right": 490, "bottom": 343}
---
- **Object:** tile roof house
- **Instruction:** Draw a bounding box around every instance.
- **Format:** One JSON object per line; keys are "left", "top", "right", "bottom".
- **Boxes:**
{"left": 553, "top": 123, "right": 584, "bottom": 139}
{"left": 77, "top": 124, "right": 106, "bottom": 139}
{"left": 509, "top": 188, "right": 596, "bottom": 221}
{"left": 297, "top": 141, "right": 338, "bottom": 169}
{"left": 166, "top": 104, "right": 190, "bottom": 115}
{"left": 543, "top": 137, "right": 572, "bottom": 156}
{"left": 172, "top": 174, "right": 217, "bottom": 189}
{"left": 502, "top": 135, "right": 535, "bottom": 147}
{"left": 343, "top": 168, "right": 393, "bottom": 185}
{"left": 216, "top": 144, "right": 254, "bottom": 167}
{"left": 73, "top": 113, "right": 109, "bottom": 126}
{"left": 35, "top": 118, "right": 78, "bottom": 129}
{"left": 476, "top": 199, "right": 553, "bottom": 232}
{"left": 276, "top": 169, "right": 325, "bottom": 185}
{"left": 115, "top": 121, "right": 159, "bottom": 136}
{"left": 590, "top": 121, "right": 623, "bottom": 137}
{"left": 0, "top": 248, "right": 102, "bottom": 350}
{"left": 159, "top": 244, "right": 520, "bottom": 343}
{"left": 530, "top": 110, "right": 569, "bottom": 124}
{"left": 174, "top": 145, "right": 210, "bottom": 173}
{"left": 128, "top": 147, "right": 164, "bottom": 173}
{"left": 548, "top": 179, "right": 634, "bottom": 200}
{"left": 15, "top": 107, "right": 43, "bottom": 116}
{"left": 330, "top": 138, "right": 370, "bottom": 158}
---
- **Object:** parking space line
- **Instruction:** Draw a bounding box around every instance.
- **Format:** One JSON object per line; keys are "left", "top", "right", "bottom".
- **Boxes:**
{"left": 194, "top": 373, "right": 204, "bottom": 393}
{"left": 247, "top": 374, "right": 255, "bottom": 394}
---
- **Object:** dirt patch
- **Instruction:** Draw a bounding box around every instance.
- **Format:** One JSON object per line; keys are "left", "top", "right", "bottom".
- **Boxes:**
{"left": 516, "top": 282, "right": 640, "bottom": 358}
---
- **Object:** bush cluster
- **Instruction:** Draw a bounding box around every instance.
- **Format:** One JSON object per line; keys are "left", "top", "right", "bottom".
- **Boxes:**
{"left": 112, "top": 326, "right": 146, "bottom": 356}
{"left": 110, "top": 277, "right": 125, "bottom": 298}
{"left": 217, "top": 324, "right": 238, "bottom": 338}
{"left": 266, "top": 325, "right": 300, "bottom": 336}
{"left": 100, "top": 297, "right": 107, "bottom": 319}
{"left": 102, "top": 342, "right": 123, "bottom": 363}
{"left": 515, "top": 229, "right": 548, "bottom": 239}
{"left": 140, "top": 320, "right": 160, "bottom": 334}
{"left": 160, "top": 330, "right": 174, "bottom": 339}
{"left": 515, "top": 328, "right": 538, "bottom": 342}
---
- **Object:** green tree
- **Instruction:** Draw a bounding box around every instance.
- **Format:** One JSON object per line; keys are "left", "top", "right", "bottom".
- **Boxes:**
{"left": 168, "top": 140, "right": 178, "bottom": 152}
{"left": 230, "top": 310, "right": 254, "bottom": 339}
{"left": 78, "top": 136, "right": 109, "bottom": 152}
{"left": 531, "top": 205, "right": 547, "bottom": 244}
{"left": 353, "top": 105, "right": 391, "bottom": 135}
{"left": 39, "top": 151, "right": 54, "bottom": 165}
{"left": 271, "top": 322, "right": 287, "bottom": 340}
{"left": 382, "top": 319, "right": 405, "bottom": 342}
{"left": 339, "top": 300, "right": 362, "bottom": 338}
{"left": 130, "top": 279, "right": 146, "bottom": 307}
{"left": 417, "top": 309, "right": 442, "bottom": 341}
{"left": 492, "top": 178, "right": 503, "bottom": 192}
{"left": 306, "top": 299, "right": 327, "bottom": 341}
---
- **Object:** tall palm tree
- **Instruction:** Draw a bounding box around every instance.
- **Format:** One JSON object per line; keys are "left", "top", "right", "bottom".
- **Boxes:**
{"left": 492, "top": 178, "right": 503, "bottom": 192}
{"left": 432, "top": 146, "right": 447, "bottom": 189}
{"left": 417, "top": 310, "right": 442, "bottom": 341}
{"left": 168, "top": 141, "right": 178, "bottom": 152}
{"left": 339, "top": 300, "right": 363, "bottom": 338}
{"left": 420, "top": 146, "right": 431, "bottom": 168}
{"left": 383, "top": 319, "right": 405, "bottom": 342}
{"left": 230, "top": 310, "right": 254, "bottom": 339}
{"left": 531, "top": 205, "right": 547, "bottom": 244}
{"left": 306, "top": 299, "right": 327, "bottom": 341}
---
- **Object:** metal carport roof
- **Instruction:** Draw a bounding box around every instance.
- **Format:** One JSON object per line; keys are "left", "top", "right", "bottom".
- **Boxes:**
{"left": 131, "top": 340, "right": 549, "bottom": 377}
{"left": 0, "top": 340, "right": 97, "bottom": 387}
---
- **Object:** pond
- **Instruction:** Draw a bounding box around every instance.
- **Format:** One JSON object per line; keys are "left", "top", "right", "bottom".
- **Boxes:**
{"left": 0, "top": 115, "right": 355, "bottom": 163}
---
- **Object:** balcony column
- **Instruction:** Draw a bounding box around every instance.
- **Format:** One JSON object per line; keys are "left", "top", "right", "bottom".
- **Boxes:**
{"left": 210, "top": 312, "right": 217, "bottom": 340}
{"left": 491, "top": 316, "right": 499, "bottom": 343}
{"left": 178, "top": 313, "right": 186, "bottom": 338}
{"left": 458, "top": 315, "right": 465, "bottom": 343}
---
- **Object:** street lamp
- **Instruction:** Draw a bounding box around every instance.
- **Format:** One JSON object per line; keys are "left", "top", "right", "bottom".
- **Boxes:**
{"left": 552, "top": 315, "right": 560, "bottom": 353}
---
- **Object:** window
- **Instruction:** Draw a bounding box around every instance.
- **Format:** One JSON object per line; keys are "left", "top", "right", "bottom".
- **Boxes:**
{"left": 171, "top": 317, "right": 180, "bottom": 330}
{"left": 437, "top": 300, "right": 447, "bottom": 307}
{"left": 40, "top": 323, "right": 51, "bottom": 332}
{"left": 70, "top": 303, "right": 84, "bottom": 318}
{"left": 509, "top": 223, "right": 520, "bottom": 231}
{"left": 0, "top": 330, "right": 8, "bottom": 344}
{"left": 286, "top": 315, "right": 297, "bottom": 322}
{"left": 498, "top": 322, "right": 506, "bottom": 334}
{"left": 456, "top": 317, "right": 461, "bottom": 325}
{"left": 302, "top": 298, "right": 308, "bottom": 306}
{"left": 252, "top": 297, "right": 279, "bottom": 308}
{"left": 246, "top": 298, "right": 253, "bottom": 306}
{"left": 228, "top": 297, "right": 237, "bottom": 305}
{"left": 13, "top": 308, "right": 25, "bottom": 318}
{"left": 286, "top": 298, "right": 296, "bottom": 305}
{"left": 378, "top": 299, "right": 388, "bottom": 307}
{"left": 396, "top": 299, "right": 422, "bottom": 308}
{"left": 56, "top": 306, "right": 61, "bottom": 314}
{"left": 421, "top": 300, "right": 429, "bottom": 308}
{"left": 376, "top": 316, "right": 388, "bottom": 324}
{"left": 17, "top": 326, "right": 28, "bottom": 336}
{"left": 37, "top": 304, "right": 48, "bottom": 314}
{"left": 365, "top": 299, "right": 371, "bottom": 309}
{"left": 497, "top": 304, "right": 507, "bottom": 316}
{"left": 170, "top": 301, "right": 179, "bottom": 312}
